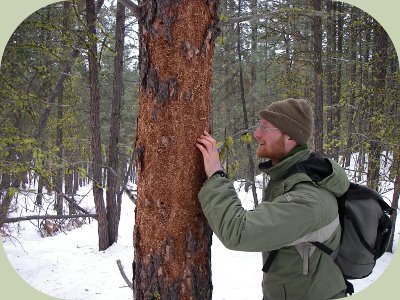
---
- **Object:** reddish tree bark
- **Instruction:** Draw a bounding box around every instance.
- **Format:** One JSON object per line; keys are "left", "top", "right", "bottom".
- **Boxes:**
{"left": 133, "top": 0, "right": 220, "bottom": 298}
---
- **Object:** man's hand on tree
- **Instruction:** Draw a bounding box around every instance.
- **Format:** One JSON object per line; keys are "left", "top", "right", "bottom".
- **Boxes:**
{"left": 196, "top": 131, "right": 223, "bottom": 178}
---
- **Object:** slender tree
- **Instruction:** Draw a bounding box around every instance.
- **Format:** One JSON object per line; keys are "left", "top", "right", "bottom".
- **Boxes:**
{"left": 367, "top": 21, "right": 389, "bottom": 190}
{"left": 236, "top": 0, "right": 258, "bottom": 206}
{"left": 106, "top": 1, "right": 126, "bottom": 245}
{"left": 332, "top": 1, "right": 343, "bottom": 159}
{"left": 325, "top": 0, "right": 334, "bottom": 156}
{"left": 312, "top": 0, "right": 324, "bottom": 154}
{"left": 86, "top": 0, "right": 109, "bottom": 250}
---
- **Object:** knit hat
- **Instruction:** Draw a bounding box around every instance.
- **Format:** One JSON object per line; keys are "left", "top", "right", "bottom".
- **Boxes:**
{"left": 258, "top": 98, "right": 313, "bottom": 145}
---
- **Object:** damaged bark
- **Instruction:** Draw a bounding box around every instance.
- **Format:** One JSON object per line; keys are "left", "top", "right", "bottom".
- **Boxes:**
{"left": 133, "top": 0, "right": 220, "bottom": 299}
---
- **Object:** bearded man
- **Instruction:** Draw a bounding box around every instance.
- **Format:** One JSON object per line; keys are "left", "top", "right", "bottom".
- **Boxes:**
{"left": 196, "top": 98, "right": 349, "bottom": 300}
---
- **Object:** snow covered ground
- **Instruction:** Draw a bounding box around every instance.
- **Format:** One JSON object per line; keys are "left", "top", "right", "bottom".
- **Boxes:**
{"left": 1, "top": 175, "right": 399, "bottom": 300}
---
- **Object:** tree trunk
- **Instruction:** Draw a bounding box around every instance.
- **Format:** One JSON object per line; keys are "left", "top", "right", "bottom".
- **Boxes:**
{"left": 325, "top": 0, "right": 334, "bottom": 157}
{"left": 236, "top": 0, "right": 258, "bottom": 207}
{"left": 344, "top": 7, "right": 358, "bottom": 167}
{"left": 65, "top": 166, "right": 75, "bottom": 214}
{"left": 249, "top": 0, "right": 258, "bottom": 127}
{"left": 133, "top": 0, "right": 219, "bottom": 298}
{"left": 106, "top": 0, "right": 126, "bottom": 246}
{"left": 55, "top": 81, "right": 64, "bottom": 215}
{"left": 36, "top": 176, "right": 44, "bottom": 205}
{"left": 388, "top": 151, "right": 400, "bottom": 252}
{"left": 312, "top": 0, "right": 324, "bottom": 154}
{"left": 85, "top": 0, "right": 109, "bottom": 251}
{"left": 367, "top": 22, "right": 388, "bottom": 190}
{"left": 332, "top": 2, "right": 343, "bottom": 160}
{"left": 0, "top": 178, "right": 20, "bottom": 228}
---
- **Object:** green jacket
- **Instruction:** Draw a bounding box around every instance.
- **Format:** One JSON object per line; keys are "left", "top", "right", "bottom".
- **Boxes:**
{"left": 199, "top": 149, "right": 350, "bottom": 300}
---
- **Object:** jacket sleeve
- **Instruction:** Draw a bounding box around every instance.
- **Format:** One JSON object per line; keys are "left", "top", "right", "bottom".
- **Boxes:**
{"left": 198, "top": 176, "right": 322, "bottom": 252}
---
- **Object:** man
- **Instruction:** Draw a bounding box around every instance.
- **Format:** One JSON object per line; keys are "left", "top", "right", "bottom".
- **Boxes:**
{"left": 196, "top": 98, "right": 349, "bottom": 300}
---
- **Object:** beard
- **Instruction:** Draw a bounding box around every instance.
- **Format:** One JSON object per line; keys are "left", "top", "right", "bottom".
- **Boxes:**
{"left": 256, "top": 135, "right": 287, "bottom": 162}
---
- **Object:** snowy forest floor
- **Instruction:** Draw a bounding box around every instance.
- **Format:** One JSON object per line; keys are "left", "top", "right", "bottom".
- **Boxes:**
{"left": 1, "top": 174, "right": 398, "bottom": 300}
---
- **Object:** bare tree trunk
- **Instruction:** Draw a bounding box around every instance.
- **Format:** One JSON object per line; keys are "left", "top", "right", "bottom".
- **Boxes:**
{"left": 65, "top": 166, "right": 75, "bottom": 214}
{"left": 388, "top": 151, "right": 400, "bottom": 252}
{"left": 133, "top": 0, "right": 219, "bottom": 298}
{"left": 236, "top": 0, "right": 258, "bottom": 206}
{"left": 0, "top": 117, "right": 22, "bottom": 227}
{"left": 0, "top": 179, "right": 20, "bottom": 228}
{"left": 55, "top": 82, "right": 64, "bottom": 215}
{"left": 249, "top": 0, "right": 258, "bottom": 127}
{"left": 344, "top": 7, "right": 358, "bottom": 167}
{"left": 312, "top": 0, "right": 324, "bottom": 155}
{"left": 367, "top": 22, "right": 388, "bottom": 190}
{"left": 325, "top": 0, "right": 334, "bottom": 157}
{"left": 36, "top": 176, "right": 44, "bottom": 205}
{"left": 356, "top": 14, "right": 372, "bottom": 182}
{"left": 85, "top": 0, "right": 109, "bottom": 251}
{"left": 332, "top": 2, "right": 343, "bottom": 160}
{"left": 106, "top": 1, "right": 126, "bottom": 246}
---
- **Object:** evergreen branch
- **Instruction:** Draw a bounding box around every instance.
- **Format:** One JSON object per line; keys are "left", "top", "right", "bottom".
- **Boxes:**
{"left": 36, "top": 47, "right": 80, "bottom": 137}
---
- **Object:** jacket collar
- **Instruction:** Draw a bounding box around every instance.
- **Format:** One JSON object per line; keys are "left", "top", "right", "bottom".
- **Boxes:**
{"left": 259, "top": 149, "right": 311, "bottom": 181}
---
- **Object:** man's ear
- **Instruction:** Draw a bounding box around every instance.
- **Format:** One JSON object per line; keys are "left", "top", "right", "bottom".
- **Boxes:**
{"left": 285, "top": 135, "right": 298, "bottom": 150}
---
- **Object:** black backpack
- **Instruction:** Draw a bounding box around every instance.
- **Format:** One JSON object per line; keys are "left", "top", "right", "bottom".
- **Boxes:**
{"left": 262, "top": 153, "right": 395, "bottom": 295}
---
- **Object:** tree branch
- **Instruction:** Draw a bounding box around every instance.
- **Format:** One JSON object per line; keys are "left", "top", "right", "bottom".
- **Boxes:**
{"left": 223, "top": 9, "right": 325, "bottom": 26}
{"left": 217, "top": 126, "right": 257, "bottom": 152}
{"left": 4, "top": 214, "right": 98, "bottom": 223}
{"left": 116, "top": 0, "right": 141, "bottom": 18}
{"left": 39, "top": 175, "right": 95, "bottom": 217}
{"left": 124, "top": 187, "right": 137, "bottom": 205}
{"left": 116, "top": 259, "right": 133, "bottom": 290}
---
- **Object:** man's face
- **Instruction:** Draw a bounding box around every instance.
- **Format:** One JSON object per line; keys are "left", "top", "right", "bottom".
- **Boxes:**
{"left": 253, "top": 119, "right": 287, "bottom": 163}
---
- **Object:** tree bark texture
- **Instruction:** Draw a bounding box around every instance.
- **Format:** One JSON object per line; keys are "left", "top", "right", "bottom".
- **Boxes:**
{"left": 86, "top": 0, "right": 109, "bottom": 250}
{"left": 133, "top": 0, "right": 220, "bottom": 299}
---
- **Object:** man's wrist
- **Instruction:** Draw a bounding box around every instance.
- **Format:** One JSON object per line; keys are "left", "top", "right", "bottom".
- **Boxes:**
{"left": 209, "top": 170, "right": 228, "bottom": 179}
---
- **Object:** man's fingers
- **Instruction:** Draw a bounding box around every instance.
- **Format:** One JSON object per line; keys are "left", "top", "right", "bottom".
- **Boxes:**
{"left": 197, "top": 137, "right": 214, "bottom": 152}
{"left": 198, "top": 134, "right": 216, "bottom": 147}
{"left": 196, "top": 132, "right": 217, "bottom": 156}
{"left": 196, "top": 143, "right": 209, "bottom": 158}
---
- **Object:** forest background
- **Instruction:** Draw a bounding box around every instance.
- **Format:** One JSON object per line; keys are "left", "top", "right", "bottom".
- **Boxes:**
{"left": 0, "top": 0, "right": 399, "bottom": 299}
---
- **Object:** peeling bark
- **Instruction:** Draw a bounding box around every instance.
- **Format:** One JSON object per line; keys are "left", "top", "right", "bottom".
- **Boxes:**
{"left": 133, "top": 0, "right": 220, "bottom": 299}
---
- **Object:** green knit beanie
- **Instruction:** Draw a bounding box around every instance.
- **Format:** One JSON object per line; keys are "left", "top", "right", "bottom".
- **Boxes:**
{"left": 258, "top": 98, "right": 313, "bottom": 145}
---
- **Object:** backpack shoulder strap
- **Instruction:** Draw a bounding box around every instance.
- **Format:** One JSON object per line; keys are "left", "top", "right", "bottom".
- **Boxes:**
{"left": 262, "top": 250, "right": 279, "bottom": 273}
{"left": 286, "top": 152, "right": 333, "bottom": 182}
